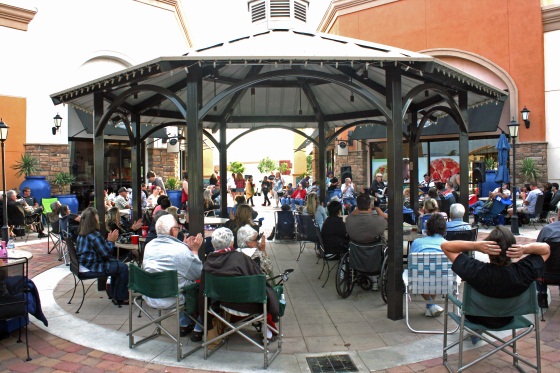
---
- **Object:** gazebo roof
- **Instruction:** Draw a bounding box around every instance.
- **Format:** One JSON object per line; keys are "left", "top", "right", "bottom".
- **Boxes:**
{"left": 51, "top": 29, "right": 507, "bottom": 133}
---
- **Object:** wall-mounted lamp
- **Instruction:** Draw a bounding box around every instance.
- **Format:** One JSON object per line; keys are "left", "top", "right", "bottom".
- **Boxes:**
{"left": 52, "top": 113, "right": 62, "bottom": 135}
{"left": 521, "top": 106, "right": 530, "bottom": 129}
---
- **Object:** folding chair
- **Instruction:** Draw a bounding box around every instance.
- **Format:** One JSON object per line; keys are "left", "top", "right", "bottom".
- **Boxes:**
{"left": 315, "top": 223, "right": 338, "bottom": 287}
{"left": 443, "top": 282, "right": 541, "bottom": 373}
{"left": 403, "top": 252, "right": 459, "bottom": 334}
{"left": 41, "top": 197, "right": 59, "bottom": 255}
{"left": 524, "top": 193, "right": 545, "bottom": 229}
{"left": 65, "top": 238, "right": 107, "bottom": 313}
{"left": 0, "top": 257, "right": 31, "bottom": 361}
{"left": 127, "top": 265, "right": 201, "bottom": 362}
{"left": 203, "top": 273, "right": 281, "bottom": 369}
{"left": 295, "top": 212, "right": 318, "bottom": 261}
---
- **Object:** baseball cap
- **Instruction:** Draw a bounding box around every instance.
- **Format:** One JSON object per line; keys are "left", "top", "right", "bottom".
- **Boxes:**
{"left": 118, "top": 187, "right": 128, "bottom": 193}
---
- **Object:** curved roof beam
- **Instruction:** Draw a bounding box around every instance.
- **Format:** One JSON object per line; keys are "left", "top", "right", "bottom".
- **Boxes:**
{"left": 199, "top": 68, "right": 392, "bottom": 124}
{"left": 415, "top": 105, "right": 457, "bottom": 141}
{"left": 326, "top": 119, "right": 387, "bottom": 146}
{"left": 402, "top": 83, "right": 466, "bottom": 133}
{"left": 298, "top": 78, "right": 324, "bottom": 122}
{"left": 226, "top": 125, "right": 318, "bottom": 149}
{"left": 95, "top": 84, "right": 186, "bottom": 138}
{"left": 140, "top": 121, "right": 219, "bottom": 149}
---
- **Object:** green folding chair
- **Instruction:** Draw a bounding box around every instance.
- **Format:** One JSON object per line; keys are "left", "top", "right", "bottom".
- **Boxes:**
{"left": 203, "top": 273, "right": 281, "bottom": 369}
{"left": 41, "top": 197, "right": 60, "bottom": 255}
{"left": 127, "top": 265, "right": 201, "bottom": 362}
{"left": 443, "top": 282, "right": 541, "bottom": 372}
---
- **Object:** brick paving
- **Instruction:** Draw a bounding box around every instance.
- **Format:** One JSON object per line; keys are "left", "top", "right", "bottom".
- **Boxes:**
{"left": 1, "top": 225, "right": 558, "bottom": 372}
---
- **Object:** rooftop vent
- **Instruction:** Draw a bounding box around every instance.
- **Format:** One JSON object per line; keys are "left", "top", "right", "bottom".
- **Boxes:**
{"left": 248, "top": 0, "right": 308, "bottom": 27}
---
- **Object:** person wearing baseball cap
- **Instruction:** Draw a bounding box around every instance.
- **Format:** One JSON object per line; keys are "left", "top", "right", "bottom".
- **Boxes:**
{"left": 114, "top": 187, "right": 131, "bottom": 210}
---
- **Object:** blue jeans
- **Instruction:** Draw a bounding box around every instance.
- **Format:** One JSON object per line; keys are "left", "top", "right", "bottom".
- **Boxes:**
{"left": 80, "top": 259, "right": 129, "bottom": 301}
{"left": 470, "top": 201, "right": 485, "bottom": 215}
{"left": 292, "top": 198, "right": 305, "bottom": 210}
{"left": 281, "top": 197, "right": 291, "bottom": 206}
{"left": 343, "top": 197, "right": 356, "bottom": 213}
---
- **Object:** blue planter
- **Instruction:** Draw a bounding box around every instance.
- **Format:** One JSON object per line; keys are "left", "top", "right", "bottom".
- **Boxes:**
{"left": 20, "top": 176, "right": 51, "bottom": 206}
{"left": 167, "top": 190, "right": 182, "bottom": 209}
{"left": 55, "top": 194, "right": 79, "bottom": 214}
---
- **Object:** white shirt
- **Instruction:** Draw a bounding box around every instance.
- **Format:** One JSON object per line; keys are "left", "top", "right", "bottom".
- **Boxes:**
{"left": 341, "top": 183, "right": 355, "bottom": 198}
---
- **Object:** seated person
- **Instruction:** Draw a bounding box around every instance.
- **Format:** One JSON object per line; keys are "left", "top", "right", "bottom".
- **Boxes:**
{"left": 237, "top": 224, "right": 274, "bottom": 284}
{"left": 427, "top": 187, "right": 442, "bottom": 211}
{"left": 142, "top": 214, "right": 203, "bottom": 337}
{"left": 446, "top": 203, "right": 471, "bottom": 232}
{"left": 21, "top": 187, "right": 47, "bottom": 238}
{"left": 224, "top": 204, "right": 258, "bottom": 248}
{"left": 410, "top": 214, "right": 448, "bottom": 317}
{"left": 146, "top": 185, "right": 162, "bottom": 208}
{"left": 229, "top": 195, "right": 258, "bottom": 220}
{"left": 6, "top": 190, "right": 26, "bottom": 229}
{"left": 201, "top": 227, "right": 280, "bottom": 343}
{"left": 105, "top": 206, "right": 142, "bottom": 235}
{"left": 470, "top": 182, "right": 511, "bottom": 215}
{"left": 113, "top": 187, "right": 131, "bottom": 210}
{"left": 321, "top": 200, "right": 349, "bottom": 259}
{"left": 417, "top": 198, "right": 441, "bottom": 234}
{"left": 59, "top": 204, "right": 81, "bottom": 240}
{"left": 508, "top": 181, "right": 542, "bottom": 218}
{"left": 289, "top": 183, "right": 307, "bottom": 211}
{"left": 346, "top": 193, "right": 387, "bottom": 244}
{"left": 152, "top": 196, "right": 171, "bottom": 217}
{"left": 442, "top": 226, "right": 549, "bottom": 340}
{"left": 144, "top": 210, "right": 169, "bottom": 245}
{"left": 536, "top": 209, "right": 560, "bottom": 296}
{"left": 370, "top": 173, "right": 386, "bottom": 197}
{"left": 203, "top": 189, "right": 218, "bottom": 214}
{"left": 75, "top": 207, "right": 129, "bottom": 306}
{"left": 303, "top": 193, "right": 327, "bottom": 229}
{"left": 341, "top": 178, "right": 357, "bottom": 213}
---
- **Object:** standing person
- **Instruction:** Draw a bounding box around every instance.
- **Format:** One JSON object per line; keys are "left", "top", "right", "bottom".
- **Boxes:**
{"left": 341, "top": 178, "right": 357, "bottom": 213}
{"left": 147, "top": 170, "right": 166, "bottom": 195}
{"left": 181, "top": 172, "right": 189, "bottom": 212}
{"left": 272, "top": 172, "right": 285, "bottom": 208}
{"left": 409, "top": 213, "right": 448, "bottom": 317}
{"left": 245, "top": 176, "right": 255, "bottom": 207}
{"left": 75, "top": 207, "right": 129, "bottom": 305}
{"left": 303, "top": 193, "right": 327, "bottom": 229}
{"left": 227, "top": 172, "right": 237, "bottom": 200}
{"left": 261, "top": 176, "right": 271, "bottom": 206}
{"left": 142, "top": 214, "right": 203, "bottom": 337}
{"left": 234, "top": 172, "right": 245, "bottom": 196}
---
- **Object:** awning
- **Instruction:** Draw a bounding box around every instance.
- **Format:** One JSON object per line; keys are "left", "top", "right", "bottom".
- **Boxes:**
{"left": 74, "top": 108, "right": 169, "bottom": 139}
{"left": 349, "top": 101, "right": 505, "bottom": 141}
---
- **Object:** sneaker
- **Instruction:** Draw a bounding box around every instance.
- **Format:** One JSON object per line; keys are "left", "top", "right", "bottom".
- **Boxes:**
{"left": 470, "top": 335, "right": 481, "bottom": 345}
{"left": 372, "top": 282, "right": 379, "bottom": 291}
{"left": 180, "top": 324, "right": 194, "bottom": 337}
{"left": 425, "top": 304, "right": 444, "bottom": 317}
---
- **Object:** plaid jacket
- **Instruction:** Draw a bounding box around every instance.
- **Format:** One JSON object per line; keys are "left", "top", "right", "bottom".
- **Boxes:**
{"left": 76, "top": 231, "right": 115, "bottom": 272}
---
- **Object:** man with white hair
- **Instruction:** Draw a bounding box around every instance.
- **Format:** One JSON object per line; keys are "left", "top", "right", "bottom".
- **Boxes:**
{"left": 446, "top": 203, "right": 471, "bottom": 232}
{"left": 142, "top": 214, "right": 203, "bottom": 337}
{"left": 237, "top": 224, "right": 274, "bottom": 282}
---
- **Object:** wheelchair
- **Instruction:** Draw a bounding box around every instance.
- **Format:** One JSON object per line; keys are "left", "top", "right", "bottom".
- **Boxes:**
{"left": 335, "top": 237, "right": 387, "bottom": 298}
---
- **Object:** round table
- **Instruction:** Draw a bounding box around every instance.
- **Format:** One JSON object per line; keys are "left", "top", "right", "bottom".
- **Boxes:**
{"left": 7, "top": 248, "right": 33, "bottom": 260}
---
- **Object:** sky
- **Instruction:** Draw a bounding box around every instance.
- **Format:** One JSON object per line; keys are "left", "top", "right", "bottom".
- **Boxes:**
{"left": 184, "top": 0, "right": 332, "bottom": 47}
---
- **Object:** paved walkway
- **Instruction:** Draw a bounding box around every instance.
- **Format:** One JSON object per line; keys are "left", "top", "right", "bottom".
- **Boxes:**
{"left": 1, "top": 204, "right": 558, "bottom": 372}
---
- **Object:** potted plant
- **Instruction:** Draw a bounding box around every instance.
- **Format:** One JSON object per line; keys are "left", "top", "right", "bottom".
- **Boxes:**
{"left": 520, "top": 158, "right": 541, "bottom": 183}
{"left": 12, "top": 153, "right": 51, "bottom": 206}
{"left": 228, "top": 161, "right": 245, "bottom": 175}
{"left": 52, "top": 171, "right": 79, "bottom": 213}
{"left": 165, "top": 177, "right": 182, "bottom": 209}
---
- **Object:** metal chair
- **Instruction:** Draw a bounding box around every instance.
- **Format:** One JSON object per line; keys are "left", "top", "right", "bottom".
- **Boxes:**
{"left": 315, "top": 223, "right": 339, "bottom": 287}
{"left": 203, "top": 273, "right": 281, "bottom": 369}
{"left": 524, "top": 193, "right": 545, "bottom": 229}
{"left": 65, "top": 238, "right": 107, "bottom": 313}
{"left": 127, "top": 264, "right": 201, "bottom": 362}
{"left": 443, "top": 282, "right": 541, "bottom": 373}
{"left": 295, "top": 212, "right": 318, "bottom": 261}
{"left": 444, "top": 226, "right": 478, "bottom": 242}
{"left": 403, "top": 252, "right": 459, "bottom": 334}
{"left": 0, "top": 257, "right": 31, "bottom": 361}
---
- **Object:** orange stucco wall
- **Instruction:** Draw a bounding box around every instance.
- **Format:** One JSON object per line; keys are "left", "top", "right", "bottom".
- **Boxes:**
{"left": 0, "top": 95, "right": 27, "bottom": 189}
{"left": 332, "top": 0, "right": 545, "bottom": 142}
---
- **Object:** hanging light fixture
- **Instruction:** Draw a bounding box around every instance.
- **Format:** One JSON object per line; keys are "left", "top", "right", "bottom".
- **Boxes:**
{"left": 52, "top": 113, "right": 63, "bottom": 135}
{"left": 299, "top": 87, "right": 302, "bottom": 115}
{"left": 213, "top": 80, "right": 217, "bottom": 112}
{"left": 350, "top": 77, "right": 354, "bottom": 102}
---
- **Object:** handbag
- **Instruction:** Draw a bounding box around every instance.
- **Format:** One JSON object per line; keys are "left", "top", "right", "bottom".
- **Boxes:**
{"left": 116, "top": 232, "right": 132, "bottom": 244}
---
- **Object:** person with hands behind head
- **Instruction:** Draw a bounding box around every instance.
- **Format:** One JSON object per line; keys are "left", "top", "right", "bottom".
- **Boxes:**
{"left": 75, "top": 207, "right": 129, "bottom": 306}
{"left": 441, "top": 225, "right": 549, "bottom": 332}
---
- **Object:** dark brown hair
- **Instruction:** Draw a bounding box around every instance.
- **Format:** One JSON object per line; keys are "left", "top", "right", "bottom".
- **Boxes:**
{"left": 486, "top": 225, "right": 515, "bottom": 266}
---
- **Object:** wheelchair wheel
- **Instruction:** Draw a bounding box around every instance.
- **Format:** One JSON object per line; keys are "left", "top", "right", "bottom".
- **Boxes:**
{"left": 380, "top": 253, "right": 389, "bottom": 304}
{"left": 336, "top": 252, "right": 354, "bottom": 298}
{"left": 358, "top": 274, "right": 373, "bottom": 290}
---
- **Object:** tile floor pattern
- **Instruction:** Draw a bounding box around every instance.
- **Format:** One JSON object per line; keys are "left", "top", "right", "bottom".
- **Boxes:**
{"left": 1, "top": 204, "right": 559, "bottom": 372}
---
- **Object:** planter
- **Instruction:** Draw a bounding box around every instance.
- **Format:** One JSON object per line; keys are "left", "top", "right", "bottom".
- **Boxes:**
{"left": 55, "top": 194, "right": 79, "bottom": 214}
{"left": 20, "top": 176, "right": 51, "bottom": 206}
{"left": 167, "top": 190, "right": 182, "bottom": 209}
{"left": 480, "top": 170, "right": 500, "bottom": 198}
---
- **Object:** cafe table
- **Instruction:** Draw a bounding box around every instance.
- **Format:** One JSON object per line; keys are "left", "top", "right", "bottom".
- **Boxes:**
{"left": 7, "top": 248, "right": 33, "bottom": 260}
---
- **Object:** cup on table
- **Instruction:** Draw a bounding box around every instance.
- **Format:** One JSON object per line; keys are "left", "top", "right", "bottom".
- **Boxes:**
{"left": 131, "top": 235, "right": 139, "bottom": 245}
{"left": 141, "top": 226, "right": 148, "bottom": 238}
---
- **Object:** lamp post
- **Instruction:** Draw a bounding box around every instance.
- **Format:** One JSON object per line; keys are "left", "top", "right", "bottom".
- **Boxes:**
{"left": 0, "top": 118, "right": 9, "bottom": 243}
{"left": 508, "top": 117, "right": 520, "bottom": 235}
